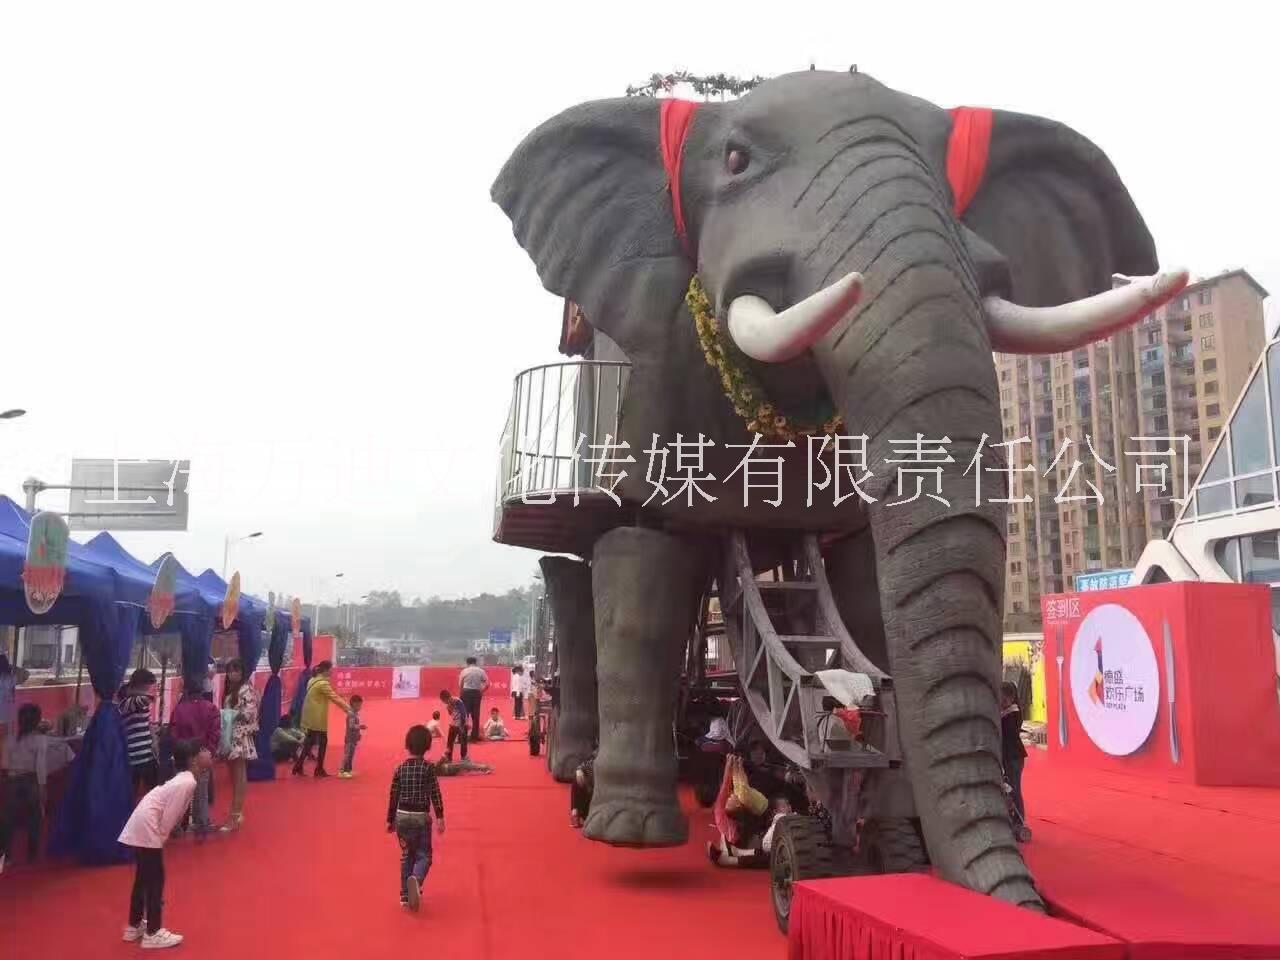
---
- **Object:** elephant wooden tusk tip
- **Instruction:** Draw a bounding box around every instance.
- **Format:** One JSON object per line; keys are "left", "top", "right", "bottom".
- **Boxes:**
{"left": 1151, "top": 268, "right": 1191, "bottom": 301}
{"left": 727, "top": 271, "right": 867, "bottom": 364}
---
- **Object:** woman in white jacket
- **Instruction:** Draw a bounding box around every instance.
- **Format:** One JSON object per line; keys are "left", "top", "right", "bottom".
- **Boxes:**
{"left": 510, "top": 665, "right": 527, "bottom": 720}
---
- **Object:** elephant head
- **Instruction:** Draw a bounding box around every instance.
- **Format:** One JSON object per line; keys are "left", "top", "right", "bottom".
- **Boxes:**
{"left": 492, "top": 70, "right": 1182, "bottom": 908}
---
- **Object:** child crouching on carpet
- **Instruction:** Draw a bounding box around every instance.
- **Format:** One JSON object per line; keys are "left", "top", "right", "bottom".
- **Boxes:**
{"left": 387, "top": 724, "right": 445, "bottom": 911}
{"left": 119, "top": 739, "right": 211, "bottom": 949}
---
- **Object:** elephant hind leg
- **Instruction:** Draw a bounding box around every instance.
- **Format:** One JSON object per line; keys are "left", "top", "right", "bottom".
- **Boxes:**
{"left": 583, "top": 526, "right": 708, "bottom": 847}
{"left": 540, "top": 555, "right": 598, "bottom": 783}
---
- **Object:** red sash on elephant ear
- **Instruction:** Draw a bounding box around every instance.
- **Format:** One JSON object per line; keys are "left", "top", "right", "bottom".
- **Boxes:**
{"left": 946, "top": 107, "right": 993, "bottom": 217}
{"left": 659, "top": 98, "right": 700, "bottom": 257}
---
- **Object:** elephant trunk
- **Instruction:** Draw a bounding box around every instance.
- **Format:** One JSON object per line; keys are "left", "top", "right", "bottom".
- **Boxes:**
{"left": 808, "top": 190, "right": 1043, "bottom": 909}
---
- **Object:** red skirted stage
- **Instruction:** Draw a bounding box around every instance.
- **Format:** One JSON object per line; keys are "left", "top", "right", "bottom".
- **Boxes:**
{"left": 789, "top": 581, "right": 1280, "bottom": 960}
{"left": 1041, "top": 582, "right": 1280, "bottom": 786}
{"left": 789, "top": 750, "right": 1280, "bottom": 960}
{"left": 788, "top": 874, "right": 1125, "bottom": 960}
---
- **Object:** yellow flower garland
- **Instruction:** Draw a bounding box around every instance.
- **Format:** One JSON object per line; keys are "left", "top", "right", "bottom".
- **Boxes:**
{"left": 686, "top": 275, "right": 844, "bottom": 443}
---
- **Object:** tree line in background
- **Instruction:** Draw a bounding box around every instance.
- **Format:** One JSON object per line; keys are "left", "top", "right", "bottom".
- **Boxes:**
{"left": 312, "top": 581, "right": 541, "bottom": 659}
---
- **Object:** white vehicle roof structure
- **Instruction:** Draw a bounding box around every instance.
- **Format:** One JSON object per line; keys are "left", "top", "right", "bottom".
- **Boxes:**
{"left": 1133, "top": 332, "right": 1280, "bottom": 683}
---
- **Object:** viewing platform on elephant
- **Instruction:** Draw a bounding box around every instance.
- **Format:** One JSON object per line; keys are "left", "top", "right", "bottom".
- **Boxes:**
{"left": 493, "top": 359, "right": 633, "bottom": 556}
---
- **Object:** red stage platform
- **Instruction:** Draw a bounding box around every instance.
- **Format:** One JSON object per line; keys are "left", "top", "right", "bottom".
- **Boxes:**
{"left": 788, "top": 874, "right": 1125, "bottom": 960}
{"left": 1041, "top": 582, "right": 1280, "bottom": 787}
{"left": 789, "top": 747, "right": 1280, "bottom": 960}
{"left": 1024, "top": 750, "right": 1280, "bottom": 959}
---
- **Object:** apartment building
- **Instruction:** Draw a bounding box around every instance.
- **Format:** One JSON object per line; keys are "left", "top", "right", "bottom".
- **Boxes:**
{"left": 997, "top": 269, "right": 1268, "bottom": 624}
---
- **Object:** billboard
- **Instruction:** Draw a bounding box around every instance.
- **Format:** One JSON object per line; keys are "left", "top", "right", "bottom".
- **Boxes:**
{"left": 67, "top": 459, "right": 190, "bottom": 531}
{"left": 488, "top": 629, "right": 512, "bottom": 647}
{"left": 392, "top": 667, "right": 421, "bottom": 700}
{"left": 1074, "top": 568, "right": 1134, "bottom": 592}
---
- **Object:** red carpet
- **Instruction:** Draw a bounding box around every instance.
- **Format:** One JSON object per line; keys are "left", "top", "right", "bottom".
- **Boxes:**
{"left": 6, "top": 707, "right": 1280, "bottom": 959}
{"left": 1024, "top": 747, "right": 1280, "bottom": 926}
{"left": 1, "top": 699, "right": 783, "bottom": 960}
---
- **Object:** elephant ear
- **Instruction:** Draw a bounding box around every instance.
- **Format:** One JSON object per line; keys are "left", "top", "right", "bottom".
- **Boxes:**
{"left": 960, "top": 110, "right": 1158, "bottom": 308}
{"left": 491, "top": 97, "right": 694, "bottom": 358}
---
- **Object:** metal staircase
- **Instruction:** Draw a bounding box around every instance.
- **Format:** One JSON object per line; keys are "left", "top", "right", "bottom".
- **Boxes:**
{"left": 718, "top": 532, "right": 894, "bottom": 771}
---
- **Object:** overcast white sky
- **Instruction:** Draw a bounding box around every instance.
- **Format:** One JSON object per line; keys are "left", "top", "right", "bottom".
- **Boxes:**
{"left": 1, "top": 1, "right": 1275, "bottom": 605}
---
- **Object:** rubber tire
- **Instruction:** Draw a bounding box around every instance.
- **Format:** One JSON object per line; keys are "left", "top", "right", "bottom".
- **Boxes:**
{"left": 865, "top": 817, "right": 929, "bottom": 873}
{"left": 770, "top": 815, "right": 836, "bottom": 935}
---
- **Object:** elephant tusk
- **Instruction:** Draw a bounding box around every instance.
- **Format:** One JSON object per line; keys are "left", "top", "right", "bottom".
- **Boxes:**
{"left": 727, "top": 271, "right": 864, "bottom": 363}
{"left": 983, "top": 268, "right": 1190, "bottom": 354}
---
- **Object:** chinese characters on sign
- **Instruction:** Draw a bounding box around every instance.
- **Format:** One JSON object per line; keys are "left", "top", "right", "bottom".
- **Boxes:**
{"left": 1099, "top": 667, "right": 1147, "bottom": 713}
{"left": 506, "top": 433, "right": 1194, "bottom": 510}
{"left": 1043, "top": 597, "right": 1083, "bottom": 623}
{"left": 332, "top": 670, "right": 391, "bottom": 694}
{"left": 1074, "top": 569, "right": 1135, "bottom": 592}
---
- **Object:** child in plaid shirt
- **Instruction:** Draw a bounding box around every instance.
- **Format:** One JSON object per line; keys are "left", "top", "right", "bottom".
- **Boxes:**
{"left": 338, "top": 695, "right": 366, "bottom": 779}
{"left": 387, "top": 724, "right": 445, "bottom": 910}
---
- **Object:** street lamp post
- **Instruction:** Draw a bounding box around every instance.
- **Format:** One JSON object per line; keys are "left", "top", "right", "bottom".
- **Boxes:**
{"left": 314, "top": 572, "right": 344, "bottom": 631}
{"left": 346, "top": 594, "right": 369, "bottom": 633}
{"left": 222, "top": 531, "right": 264, "bottom": 579}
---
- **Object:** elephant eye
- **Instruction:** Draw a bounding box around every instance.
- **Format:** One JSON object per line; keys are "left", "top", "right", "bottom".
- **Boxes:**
{"left": 726, "top": 147, "right": 749, "bottom": 175}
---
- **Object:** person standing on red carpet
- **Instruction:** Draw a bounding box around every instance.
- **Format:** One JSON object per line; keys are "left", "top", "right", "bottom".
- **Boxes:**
{"left": 119, "top": 669, "right": 160, "bottom": 798}
{"left": 387, "top": 724, "right": 445, "bottom": 911}
{"left": 1001, "top": 681, "right": 1029, "bottom": 824}
{"left": 458, "top": 658, "right": 488, "bottom": 742}
{"left": 119, "top": 739, "right": 209, "bottom": 950}
{"left": 294, "top": 661, "right": 353, "bottom": 779}
{"left": 510, "top": 664, "right": 526, "bottom": 720}
{"left": 440, "top": 691, "right": 469, "bottom": 762}
{"left": 338, "top": 694, "right": 366, "bottom": 779}
{"left": 168, "top": 680, "right": 221, "bottom": 837}
{"left": 221, "top": 658, "right": 260, "bottom": 832}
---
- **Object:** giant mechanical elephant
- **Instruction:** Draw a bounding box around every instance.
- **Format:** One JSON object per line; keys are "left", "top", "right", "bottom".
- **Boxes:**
{"left": 492, "top": 70, "right": 1184, "bottom": 910}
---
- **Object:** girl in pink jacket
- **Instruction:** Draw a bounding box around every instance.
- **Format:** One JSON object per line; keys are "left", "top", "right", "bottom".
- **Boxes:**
{"left": 118, "top": 739, "right": 211, "bottom": 949}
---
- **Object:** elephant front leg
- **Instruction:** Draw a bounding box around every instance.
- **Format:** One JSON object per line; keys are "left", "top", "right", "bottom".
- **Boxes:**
{"left": 540, "top": 555, "right": 598, "bottom": 782}
{"left": 583, "top": 526, "right": 704, "bottom": 847}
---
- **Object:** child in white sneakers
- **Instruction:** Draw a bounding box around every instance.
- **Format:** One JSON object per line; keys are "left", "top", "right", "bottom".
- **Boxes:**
{"left": 339, "top": 694, "right": 366, "bottom": 779}
{"left": 120, "top": 739, "right": 210, "bottom": 949}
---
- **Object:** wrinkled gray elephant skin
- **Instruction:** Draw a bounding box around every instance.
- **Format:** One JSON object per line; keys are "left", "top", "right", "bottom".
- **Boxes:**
{"left": 492, "top": 71, "right": 1157, "bottom": 910}
{"left": 539, "top": 556, "right": 598, "bottom": 782}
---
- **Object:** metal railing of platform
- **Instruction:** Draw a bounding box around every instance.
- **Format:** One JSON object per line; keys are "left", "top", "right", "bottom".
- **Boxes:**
{"left": 494, "top": 361, "right": 630, "bottom": 531}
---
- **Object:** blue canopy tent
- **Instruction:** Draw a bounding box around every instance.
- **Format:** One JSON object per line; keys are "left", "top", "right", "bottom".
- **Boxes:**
{"left": 254, "top": 609, "right": 312, "bottom": 780}
{"left": 249, "top": 617, "right": 290, "bottom": 781}
{"left": 288, "top": 618, "right": 315, "bottom": 723}
{"left": 87, "top": 535, "right": 219, "bottom": 698}
{"left": 0, "top": 497, "right": 146, "bottom": 865}
{"left": 192, "top": 569, "right": 267, "bottom": 675}
{"left": 0, "top": 497, "right": 280, "bottom": 864}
